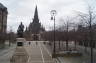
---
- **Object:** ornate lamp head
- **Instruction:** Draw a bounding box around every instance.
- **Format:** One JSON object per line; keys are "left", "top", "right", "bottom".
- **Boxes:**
{"left": 50, "top": 10, "right": 57, "bottom": 16}
{"left": 50, "top": 10, "right": 57, "bottom": 20}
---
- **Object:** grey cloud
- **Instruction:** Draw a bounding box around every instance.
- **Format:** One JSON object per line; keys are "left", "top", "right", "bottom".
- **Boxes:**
{"left": 0, "top": 0, "right": 91, "bottom": 32}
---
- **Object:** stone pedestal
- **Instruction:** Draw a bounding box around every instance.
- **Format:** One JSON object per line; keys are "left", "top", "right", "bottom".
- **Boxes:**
{"left": 10, "top": 38, "right": 28, "bottom": 63}
{"left": 16, "top": 38, "right": 26, "bottom": 46}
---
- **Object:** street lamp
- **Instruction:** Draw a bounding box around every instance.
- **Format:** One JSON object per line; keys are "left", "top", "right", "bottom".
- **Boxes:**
{"left": 50, "top": 10, "right": 57, "bottom": 57}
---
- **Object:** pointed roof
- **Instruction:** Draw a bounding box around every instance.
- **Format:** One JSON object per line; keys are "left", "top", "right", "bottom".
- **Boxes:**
{"left": 34, "top": 5, "right": 38, "bottom": 18}
{"left": 0, "top": 3, "right": 6, "bottom": 9}
{"left": 33, "top": 5, "right": 39, "bottom": 23}
{"left": 0, "top": 3, "right": 8, "bottom": 14}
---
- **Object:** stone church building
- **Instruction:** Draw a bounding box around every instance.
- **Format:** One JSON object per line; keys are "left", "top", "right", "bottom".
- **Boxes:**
{"left": 24, "top": 6, "right": 45, "bottom": 40}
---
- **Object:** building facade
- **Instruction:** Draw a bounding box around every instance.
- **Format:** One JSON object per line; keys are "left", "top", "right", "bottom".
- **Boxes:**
{"left": 0, "top": 3, "right": 8, "bottom": 33}
{"left": 0, "top": 3, "right": 8, "bottom": 48}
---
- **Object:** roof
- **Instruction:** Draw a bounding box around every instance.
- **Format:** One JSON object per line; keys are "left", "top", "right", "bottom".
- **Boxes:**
{"left": 0, "top": 3, "right": 6, "bottom": 9}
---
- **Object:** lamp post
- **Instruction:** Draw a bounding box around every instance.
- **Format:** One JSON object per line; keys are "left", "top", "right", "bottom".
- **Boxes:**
{"left": 50, "top": 10, "right": 57, "bottom": 57}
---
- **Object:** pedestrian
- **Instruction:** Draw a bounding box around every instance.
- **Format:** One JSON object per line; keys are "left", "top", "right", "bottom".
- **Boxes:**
{"left": 36, "top": 42, "right": 38, "bottom": 45}
{"left": 29, "top": 41, "right": 31, "bottom": 45}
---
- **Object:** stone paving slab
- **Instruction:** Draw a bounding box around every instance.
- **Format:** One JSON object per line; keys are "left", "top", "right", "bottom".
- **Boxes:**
{"left": 24, "top": 41, "right": 55, "bottom": 63}
{"left": 0, "top": 44, "right": 16, "bottom": 63}
{"left": 10, "top": 47, "right": 28, "bottom": 63}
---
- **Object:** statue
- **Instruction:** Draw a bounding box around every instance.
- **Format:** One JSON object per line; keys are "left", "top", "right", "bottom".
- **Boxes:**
{"left": 17, "top": 22, "right": 24, "bottom": 38}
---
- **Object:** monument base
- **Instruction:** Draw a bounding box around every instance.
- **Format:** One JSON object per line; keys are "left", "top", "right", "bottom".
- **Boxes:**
{"left": 10, "top": 47, "right": 28, "bottom": 63}
{"left": 16, "top": 38, "right": 26, "bottom": 46}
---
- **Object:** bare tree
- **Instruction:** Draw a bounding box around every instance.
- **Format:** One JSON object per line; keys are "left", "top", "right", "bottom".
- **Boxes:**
{"left": 59, "top": 17, "right": 73, "bottom": 51}
{"left": 77, "top": 6, "right": 96, "bottom": 63}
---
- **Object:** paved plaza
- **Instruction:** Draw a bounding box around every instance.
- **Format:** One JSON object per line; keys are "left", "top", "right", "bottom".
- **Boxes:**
{"left": 1, "top": 41, "right": 96, "bottom": 63}
{"left": 0, "top": 41, "right": 56, "bottom": 63}
{"left": 0, "top": 44, "right": 16, "bottom": 63}
{"left": 24, "top": 41, "right": 55, "bottom": 63}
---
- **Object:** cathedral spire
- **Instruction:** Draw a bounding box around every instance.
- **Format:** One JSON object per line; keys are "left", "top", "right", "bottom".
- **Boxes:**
{"left": 33, "top": 5, "right": 39, "bottom": 23}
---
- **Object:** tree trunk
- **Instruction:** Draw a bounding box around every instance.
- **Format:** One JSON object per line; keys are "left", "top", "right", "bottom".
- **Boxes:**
{"left": 59, "top": 40, "right": 60, "bottom": 50}
{"left": 66, "top": 40, "right": 68, "bottom": 51}
{"left": 74, "top": 40, "right": 77, "bottom": 50}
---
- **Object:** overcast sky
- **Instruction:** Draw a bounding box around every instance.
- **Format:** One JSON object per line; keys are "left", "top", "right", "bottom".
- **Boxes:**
{"left": 0, "top": 0, "right": 95, "bottom": 32}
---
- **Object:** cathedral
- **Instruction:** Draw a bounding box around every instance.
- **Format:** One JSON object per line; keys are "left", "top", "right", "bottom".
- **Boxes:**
{"left": 24, "top": 6, "right": 45, "bottom": 40}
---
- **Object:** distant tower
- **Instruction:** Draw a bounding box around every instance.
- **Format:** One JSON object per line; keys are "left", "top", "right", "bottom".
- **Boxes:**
{"left": 0, "top": 3, "right": 8, "bottom": 33}
{"left": 33, "top": 6, "right": 39, "bottom": 23}
{"left": 29, "top": 5, "right": 41, "bottom": 34}
{"left": 27, "top": 5, "right": 45, "bottom": 40}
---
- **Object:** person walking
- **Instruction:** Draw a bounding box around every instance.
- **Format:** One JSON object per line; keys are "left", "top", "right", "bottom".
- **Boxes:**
{"left": 29, "top": 41, "right": 31, "bottom": 45}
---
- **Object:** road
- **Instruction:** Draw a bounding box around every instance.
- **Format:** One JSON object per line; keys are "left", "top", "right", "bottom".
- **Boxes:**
{"left": 24, "top": 41, "right": 55, "bottom": 63}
